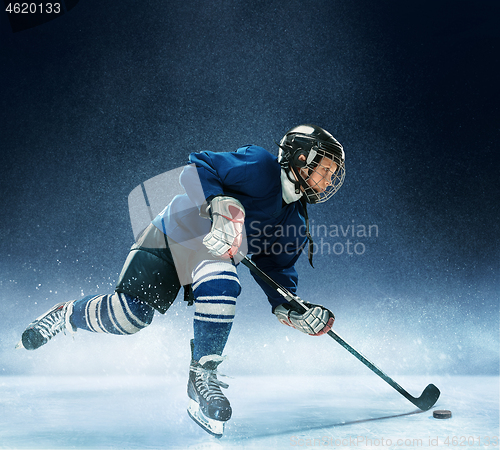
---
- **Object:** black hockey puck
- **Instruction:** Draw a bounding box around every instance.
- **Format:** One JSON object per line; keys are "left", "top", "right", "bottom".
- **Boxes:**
{"left": 433, "top": 410, "right": 452, "bottom": 419}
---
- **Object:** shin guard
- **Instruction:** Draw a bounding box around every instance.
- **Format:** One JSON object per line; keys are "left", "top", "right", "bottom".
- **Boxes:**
{"left": 191, "top": 260, "right": 240, "bottom": 360}
{"left": 71, "top": 292, "right": 154, "bottom": 335}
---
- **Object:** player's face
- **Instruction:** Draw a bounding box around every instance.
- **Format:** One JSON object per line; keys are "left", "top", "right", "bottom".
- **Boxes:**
{"left": 300, "top": 157, "right": 338, "bottom": 193}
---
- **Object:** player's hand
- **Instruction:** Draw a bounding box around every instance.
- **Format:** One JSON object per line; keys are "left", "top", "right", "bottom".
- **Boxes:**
{"left": 202, "top": 196, "right": 245, "bottom": 259}
{"left": 274, "top": 301, "right": 334, "bottom": 336}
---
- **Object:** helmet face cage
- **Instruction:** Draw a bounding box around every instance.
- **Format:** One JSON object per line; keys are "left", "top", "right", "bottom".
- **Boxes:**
{"left": 295, "top": 144, "right": 345, "bottom": 204}
{"left": 278, "top": 129, "right": 345, "bottom": 204}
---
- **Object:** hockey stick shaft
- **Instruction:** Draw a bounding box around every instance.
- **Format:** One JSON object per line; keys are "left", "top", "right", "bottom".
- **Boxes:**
{"left": 238, "top": 253, "right": 440, "bottom": 411}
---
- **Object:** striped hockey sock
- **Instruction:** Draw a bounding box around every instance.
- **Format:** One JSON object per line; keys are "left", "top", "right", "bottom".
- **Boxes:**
{"left": 71, "top": 292, "right": 154, "bottom": 335}
{"left": 192, "top": 260, "right": 241, "bottom": 360}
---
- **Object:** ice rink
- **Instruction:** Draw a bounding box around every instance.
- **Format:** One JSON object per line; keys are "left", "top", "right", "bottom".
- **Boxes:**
{"left": 2, "top": 292, "right": 498, "bottom": 450}
{"left": 0, "top": 374, "right": 498, "bottom": 450}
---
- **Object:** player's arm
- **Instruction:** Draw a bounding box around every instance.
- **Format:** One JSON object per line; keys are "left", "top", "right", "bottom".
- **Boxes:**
{"left": 180, "top": 151, "right": 247, "bottom": 258}
{"left": 201, "top": 195, "right": 245, "bottom": 258}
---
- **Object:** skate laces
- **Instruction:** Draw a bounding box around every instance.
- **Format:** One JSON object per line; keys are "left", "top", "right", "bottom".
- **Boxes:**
{"left": 191, "top": 356, "right": 229, "bottom": 401}
{"left": 33, "top": 302, "right": 74, "bottom": 341}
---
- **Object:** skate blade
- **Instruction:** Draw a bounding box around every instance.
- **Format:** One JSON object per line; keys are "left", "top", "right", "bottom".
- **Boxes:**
{"left": 187, "top": 399, "right": 225, "bottom": 438}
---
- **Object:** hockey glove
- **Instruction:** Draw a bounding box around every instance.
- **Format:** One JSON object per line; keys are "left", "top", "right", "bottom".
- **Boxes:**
{"left": 274, "top": 301, "right": 334, "bottom": 336}
{"left": 202, "top": 196, "right": 245, "bottom": 258}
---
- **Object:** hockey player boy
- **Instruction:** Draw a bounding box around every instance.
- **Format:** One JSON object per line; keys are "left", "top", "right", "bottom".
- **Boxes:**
{"left": 17, "top": 124, "right": 346, "bottom": 437}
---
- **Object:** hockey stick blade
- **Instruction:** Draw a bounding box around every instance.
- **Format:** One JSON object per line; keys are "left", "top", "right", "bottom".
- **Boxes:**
{"left": 413, "top": 384, "right": 440, "bottom": 411}
{"left": 238, "top": 253, "right": 441, "bottom": 411}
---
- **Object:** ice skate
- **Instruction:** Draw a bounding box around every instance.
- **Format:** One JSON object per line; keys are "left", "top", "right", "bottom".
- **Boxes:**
{"left": 187, "top": 352, "right": 231, "bottom": 438}
{"left": 16, "top": 301, "right": 76, "bottom": 350}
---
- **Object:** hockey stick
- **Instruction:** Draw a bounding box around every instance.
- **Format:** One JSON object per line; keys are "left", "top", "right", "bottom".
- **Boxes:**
{"left": 238, "top": 253, "right": 440, "bottom": 411}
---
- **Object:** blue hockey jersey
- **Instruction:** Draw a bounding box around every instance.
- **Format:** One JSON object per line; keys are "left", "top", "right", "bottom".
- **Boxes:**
{"left": 152, "top": 145, "right": 308, "bottom": 310}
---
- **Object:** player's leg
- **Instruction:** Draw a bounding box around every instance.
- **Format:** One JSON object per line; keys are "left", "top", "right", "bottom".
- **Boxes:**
{"left": 16, "top": 292, "right": 155, "bottom": 350}
{"left": 187, "top": 259, "right": 241, "bottom": 437}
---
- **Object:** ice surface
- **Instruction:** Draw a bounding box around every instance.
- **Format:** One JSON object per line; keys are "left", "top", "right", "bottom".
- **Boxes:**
{"left": 0, "top": 375, "right": 497, "bottom": 450}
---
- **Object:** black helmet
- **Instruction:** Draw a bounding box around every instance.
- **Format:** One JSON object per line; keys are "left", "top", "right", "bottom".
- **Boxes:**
{"left": 278, "top": 124, "right": 345, "bottom": 204}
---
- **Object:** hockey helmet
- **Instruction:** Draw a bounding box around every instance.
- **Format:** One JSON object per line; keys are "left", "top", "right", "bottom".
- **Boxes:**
{"left": 278, "top": 124, "right": 345, "bottom": 204}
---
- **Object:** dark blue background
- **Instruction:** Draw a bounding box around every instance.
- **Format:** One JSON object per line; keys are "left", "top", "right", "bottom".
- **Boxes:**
{"left": 0, "top": 0, "right": 498, "bottom": 376}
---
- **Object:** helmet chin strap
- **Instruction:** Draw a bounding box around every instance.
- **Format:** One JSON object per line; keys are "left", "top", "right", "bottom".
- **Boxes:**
{"left": 286, "top": 166, "right": 315, "bottom": 267}
{"left": 281, "top": 169, "right": 303, "bottom": 204}
{"left": 290, "top": 166, "right": 319, "bottom": 204}
{"left": 289, "top": 168, "right": 302, "bottom": 195}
